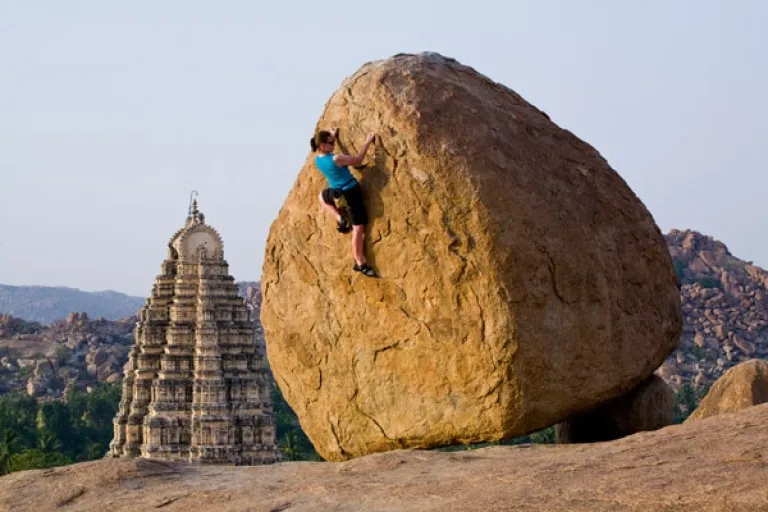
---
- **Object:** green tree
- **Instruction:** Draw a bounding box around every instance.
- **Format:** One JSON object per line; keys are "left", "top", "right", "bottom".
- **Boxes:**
{"left": 0, "top": 394, "right": 38, "bottom": 447}
{"left": 67, "top": 383, "right": 121, "bottom": 461}
{"left": 529, "top": 426, "right": 556, "bottom": 444}
{"left": 10, "top": 449, "right": 70, "bottom": 472}
{"left": 270, "top": 381, "right": 319, "bottom": 460}
{"left": 673, "top": 260, "right": 688, "bottom": 284}
{"left": 0, "top": 383, "right": 122, "bottom": 476}
{"left": 279, "top": 431, "right": 303, "bottom": 461}
{"left": 673, "top": 384, "right": 698, "bottom": 423}
{"left": 37, "top": 400, "right": 79, "bottom": 458}
{"left": 694, "top": 276, "right": 720, "bottom": 289}
{"left": 0, "top": 429, "right": 22, "bottom": 475}
{"left": 37, "top": 429, "right": 62, "bottom": 454}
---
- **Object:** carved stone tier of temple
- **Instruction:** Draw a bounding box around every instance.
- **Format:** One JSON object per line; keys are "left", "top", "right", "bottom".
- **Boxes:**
{"left": 108, "top": 199, "right": 279, "bottom": 465}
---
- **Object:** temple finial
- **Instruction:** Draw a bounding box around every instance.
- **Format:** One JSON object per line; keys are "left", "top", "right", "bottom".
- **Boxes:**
{"left": 186, "top": 190, "right": 203, "bottom": 225}
{"left": 188, "top": 190, "right": 199, "bottom": 216}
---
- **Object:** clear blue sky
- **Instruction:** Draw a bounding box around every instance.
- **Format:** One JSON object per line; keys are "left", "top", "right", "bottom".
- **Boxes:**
{"left": 1, "top": 1, "right": 766, "bottom": 297}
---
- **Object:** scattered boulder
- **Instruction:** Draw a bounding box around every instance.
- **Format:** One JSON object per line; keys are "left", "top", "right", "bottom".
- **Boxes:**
{"left": 96, "top": 361, "right": 118, "bottom": 380}
{"left": 16, "top": 358, "right": 36, "bottom": 369}
{"left": 34, "top": 359, "right": 55, "bottom": 379}
{"left": 66, "top": 335, "right": 86, "bottom": 350}
{"left": 105, "top": 372, "right": 122, "bottom": 384}
{"left": 261, "top": 52, "right": 682, "bottom": 461}
{"left": 730, "top": 335, "right": 756, "bottom": 356}
{"left": 26, "top": 377, "right": 46, "bottom": 397}
{"left": 85, "top": 348, "right": 109, "bottom": 366}
{"left": 555, "top": 375, "right": 675, "bottom": 443}
{"left": 66, "top": 311, "right": 89, "bottom": 325}
{"left": 685, "top": 359, "right": 768, "bottom": 423}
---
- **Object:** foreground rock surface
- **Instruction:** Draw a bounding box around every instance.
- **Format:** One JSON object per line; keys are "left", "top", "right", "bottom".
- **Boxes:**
{"left": 261, "top": 51, "right": 682, "bottom": 460}
{"left": 2, "top": 404, "right": 767, "bottom": 511}
{"left": 685, "top": 359, "right": 768, "bottom": 423}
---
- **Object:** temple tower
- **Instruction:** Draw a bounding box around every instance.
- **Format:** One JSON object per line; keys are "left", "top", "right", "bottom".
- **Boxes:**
{"left": 109, "top": 199, "right": 279, "bottom": 464}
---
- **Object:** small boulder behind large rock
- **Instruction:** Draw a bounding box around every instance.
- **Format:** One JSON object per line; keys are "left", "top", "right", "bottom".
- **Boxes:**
{"left": 685, "top": 359, "right": 768, "bottom": 423}
{"left": 555, "top": 375, "right": 675, "bottom": 444}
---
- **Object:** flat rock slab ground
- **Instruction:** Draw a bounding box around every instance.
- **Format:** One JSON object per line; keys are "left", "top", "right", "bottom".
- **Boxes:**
{"left": 1, "top": 405, "right": 767, "bottom": 512}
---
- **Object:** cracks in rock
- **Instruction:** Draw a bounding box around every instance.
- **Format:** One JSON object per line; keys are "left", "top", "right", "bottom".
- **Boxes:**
{"left": 308, "top": 213, "right": 324, "bottom": 242}
{"left": 543, "top": 246, "right": 566, "bottom": 303}
{"left": 372, "top": 338, "right": 406, "bottom": 363}
{"left": 375, "top": 140, "right": 400, "bottom": 176}
{"left": 467, "top": 284, "right": 497, "bottom": 373}
{"left": 155, "top": 497, "right": 182, "bottom": 508}
{"left": 270, "top": 243, "right": 283, "bottom": 287}
{"left": 328, "top": 420, "right": 349, "bottom": 458}
{"left": 56, "top": 487, "right": 86, "bottom": 507}
{"left": 371, "top": 218, "right": 391, "bottom": 247}
{"left": 355, "top": 402, "right": 393, "bottom": 441}
{"left": 344, "top": 70, "right": 371, "bottom": 98}
{"left": 477, "top": 375, "right": 504, "bottom": 400}
{"left": 397, "top": 305, "right": 434, "bottom": 340}
{"left": 349, "top": 387, "right": 395, "bottom": 442}
{"left": 297, "top": 253, "right": 320, "bottom": 287}
{"left": 440, "top": 213, "right": 468, "bottom": 284}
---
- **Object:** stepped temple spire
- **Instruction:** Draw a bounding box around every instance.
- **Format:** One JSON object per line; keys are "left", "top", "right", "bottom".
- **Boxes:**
{"left": 109, "top": 198, "right": 279, "bottom": 464}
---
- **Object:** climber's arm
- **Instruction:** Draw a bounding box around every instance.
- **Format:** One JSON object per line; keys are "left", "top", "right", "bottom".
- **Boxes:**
{"left": 334, "top": 133, "right": 375, "bottom": 167}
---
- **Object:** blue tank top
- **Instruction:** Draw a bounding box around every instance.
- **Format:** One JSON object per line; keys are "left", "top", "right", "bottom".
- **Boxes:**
{"left": 314, "top": 154, "right": 358, "bottom": 190}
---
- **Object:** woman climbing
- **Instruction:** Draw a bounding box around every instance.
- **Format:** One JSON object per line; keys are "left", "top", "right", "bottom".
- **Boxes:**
{"left": 310, "top": 129, "right": 377, "bottom": 277}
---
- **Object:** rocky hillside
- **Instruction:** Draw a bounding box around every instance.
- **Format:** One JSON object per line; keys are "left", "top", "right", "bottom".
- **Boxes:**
{"left": 0, "top": 312, "right": 135, "bottom": 397}
{"left": 0, "top": 285, "right": 144, "bottom": 324}
{"left": 0, "top": 282, "right": 264, "bottom": 400}
{"left": 659, "top": 229, "right": 768, "bottom": 391}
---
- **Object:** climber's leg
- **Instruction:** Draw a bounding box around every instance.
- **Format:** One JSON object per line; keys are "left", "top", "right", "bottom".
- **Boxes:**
{"left": 352, "top": 224, "right": 366, "bottom": 266}
{"left": 319, "top": 190, "right": 341, "bottom": 220}
{"left": 351, "top": 225, "right": 374, "bottom": 276}
{"left": 343, "top": 184, "right": 376, "bottom": 277}
{"left": 319, "top": 189, "right": 350, "bottom": 233}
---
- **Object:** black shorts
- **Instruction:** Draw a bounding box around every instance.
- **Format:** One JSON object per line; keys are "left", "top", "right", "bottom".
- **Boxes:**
{"left": 321, "top": 183, "right": 368, "bottom": 226}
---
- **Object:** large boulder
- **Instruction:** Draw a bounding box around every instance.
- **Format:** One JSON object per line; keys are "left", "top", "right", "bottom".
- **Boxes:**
{"left": 260, "top": 52, "right": 682, "bottom": 461}
{"left": 685, "top": 359, "right": 768, "bottom": 423}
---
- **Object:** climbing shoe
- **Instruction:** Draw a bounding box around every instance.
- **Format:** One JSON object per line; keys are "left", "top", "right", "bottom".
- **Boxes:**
{"left": 353, "top": 263, "right": 377, "bottom": 277}
{"left": 337, "top": 215, "right": 351, "bottom": 233}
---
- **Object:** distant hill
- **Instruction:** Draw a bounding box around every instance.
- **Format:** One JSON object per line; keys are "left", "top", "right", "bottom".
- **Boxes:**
{"left": 0, "top": 285, "right": 144, "bottom": 325}
{"left": 0, "top": 282, "right": 263, "bottom": 399}
{"left": 659, "top": 229, "right": 768, "bottom": 392}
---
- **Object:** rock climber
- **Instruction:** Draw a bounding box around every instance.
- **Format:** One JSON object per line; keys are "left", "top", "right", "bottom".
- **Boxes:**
{"left": 310, "top": 128, "right": 377, "bottom": 277}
